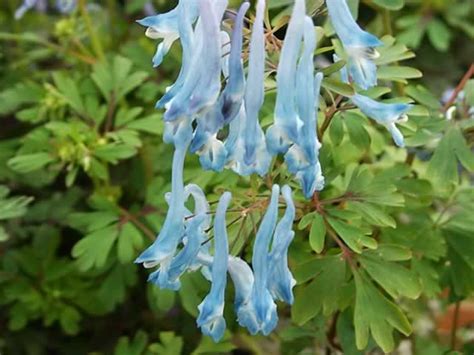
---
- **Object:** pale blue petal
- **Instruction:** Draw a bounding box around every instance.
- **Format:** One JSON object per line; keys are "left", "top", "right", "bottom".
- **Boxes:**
{"left": 268, "top": 185, "right": 296, "bottom": 304}
{"left": 296, "top": 162, "right": 325, "bottom": 198}
{"left": 187, "top": 0, "right": 228, "bottom": 117}
{"left": 326, "top": 0, "right": 382, "bottom": 48}
{"left": 197, "top": 192, "right": 232, "bottom": 342}
{"left": 237, "top": 185, "right": 279, "bottom": 335}
{"left": 15, "top": 0, "right": 38, "bottom": 19}
{"left": 156, "top": 0, "right": 196, "bottom": 108}
{"left": 347, "top": 55, "right": 378, "bottom": 90}
{"left": 266, "top": 0, "right": 306, "bottom": 154}
{"left": 135, "top": 132, "right": 191, "bottom": 266}
{"left": 295, "top": 19, "right": 321, "bottom": 165}
{"left": 198, "top": 137, "right": 228, "bottom": 172}
{"left": 351, "top": 94, "right": 412, "bottom": 125}
{"left": 243, "top": 0, "right": 268, "bottom": 167}
{"left": 386, "top": 122, "right": 405, "bottom": 148}
{"left": 55, "top": 0, "right": 76, "bottom": 13}
{"left": 218, "top": 2, "right": 249, "bottom": 125}
{"left": 284, "top": 145, "right": 308, "bottom": 174}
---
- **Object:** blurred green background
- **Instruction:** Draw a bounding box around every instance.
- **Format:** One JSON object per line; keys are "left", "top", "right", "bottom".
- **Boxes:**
{"left": 0, "top": 0, "right": 473, "bottom": 354}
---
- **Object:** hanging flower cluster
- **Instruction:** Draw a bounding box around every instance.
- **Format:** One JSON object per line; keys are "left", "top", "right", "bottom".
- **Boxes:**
{"left": 136, "top": 0, "right": 413, "bottom": 341}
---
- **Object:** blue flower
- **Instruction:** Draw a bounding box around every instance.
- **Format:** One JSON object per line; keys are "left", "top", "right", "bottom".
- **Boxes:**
{"left": 281, "top": 17, "right": 325, "bottom": 198}
{"left": 237, "top": 185, "right": 279, "bottom": 335}
{"left": 164, "top": 0, "right": 228, "bottom": 122}
{"left": 326, "top": 0, "right": 383, "bottom": 90}
{"left": 225, "top": 105, "right": 271, "bottom": 177}
{"left": 240, "top": 0, "right": 271, "bottom": 175}
{"left": 135, "top": 123, "right": 192, "bottom": 269}
{"left": 337, "top": 58, "right": 412, "bottom": 148}
{"left": 55, "top": 0, "right": 76, "bottom": 14}
{"left": 218, "top": 2, "right": 249, "bottom": 126}
{"left": 148, "top": 184, "right": 211, "bottom": 290}
{"left": 197, "top": 192, "right": 232, "bottom": 342}
{"left": 137, "top": 0, "right": 199, "bottom": 68}
{"left": 15, "top": 0, "right": 40, "bottom": 19}
{"left": 266, "top": 0, "right": 306, "bottom": 155}
{"left": 351, "top": 95, "right": 412, "bottom": 147}
{"left": 156, "top": 0, "right": 196, "bottom": 110}
{"left": 189, "top": 2, "right": 249, "bottom": 172}
{"left": 267, "top": 185, "right": 296, "bottom": 304}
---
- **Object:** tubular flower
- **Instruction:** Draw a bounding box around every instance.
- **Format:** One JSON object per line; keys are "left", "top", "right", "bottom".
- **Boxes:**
{"left": 197, "top": 192, "right": 232, "bottom": 342}
{"left": 164, "top": 0, "right": 228, "bottom": 122}
{"left": 237, "top": 185, "right": 280, "bottom": 335}
{"left": 338, "top": 59, "right": 412, "bottom": 148}
{"left": 284, "top": 17, "right": 325, "bottom": 198}
{"left": 240, "top": 0, "right": 271, "bottom": 175}
{"left": 190, "top": 2, "right": 249, "bottom": 172}
{"left": 326, "top": 0, "right": 383, "bottom": 90}
{"left": 351, "top": 95, "right": 412, "bottom": 147}
{"left": 267, "top": 185, "right": 296, "bottom": 304}
{"left": 147, "top": 184, "right": 211, "bottom": 290}
{"left": 134, "top": 122, "right": 192, "bottom": 270}
{"left": 266, "top": 0, "right": 306, "bottom": 154}
{"left": 137, "top": 0, "right": 199, "bottom": 68}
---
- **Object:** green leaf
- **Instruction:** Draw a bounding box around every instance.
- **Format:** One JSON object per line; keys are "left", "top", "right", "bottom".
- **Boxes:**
{"left": 309, "top": 214, "right": 326, "bottom": 253}
{"left": 95, "top": 143, "right": 137, "bottom": 164}
{"left": 115, "top": 331, "right": 149, "bottom": 355}
{"left": 329, "top": 113, "right": 345, "bottom": 146}
{"left": 377, "top": 66, "right": 422, "bottom": 82}
{"left": 364, "top": 244, "right": 412, "bottom": 261}
{"left": 426, "top": 128, "right": 468, "bottom": 187}
{"left": 427, "top": 18, "right": 452, "bottom": 52}
{"left": 292, "top": 255, "right": 347, "bottom": 325}
{"left": 149, "top": 332, "right": 183, "bottom": 355}
{"left": 59, "top": 306, "right": 81, "bottom": 335}
{"left": 372, "top": 0, "right": 404, "bottom": 10}
{"left": 465, "top": 79, "right": 474, "bottom": 106}
{"left": 8, "top": 153, "right": 55, "bottom": 173}
{"left": 0, "top": 193, "right": 33, "bottom": 220}
{"left": 0, "top": 82, "right": 43, "bottom": 115}
{"left": 405, "top": 85, "right": 441, "bottom": 110}
{"left": 72, "top": 225, "right": 118, "bottom": 271}
{"left": 375, "top": 36, "right": 415, "bottom": 65}
{"left": 327, "top": 218, "right": 377, "bottom": 253}
{"left": 148, "top": 285, "right": 176, "bottom": 313}
{"left": 68, "top": 211, "right": 119, "bottom": 232}
{"left": 322, "top": 78, "right": 355, "bottom": 96}
{"left": 353, "top": 271, "right": 412, "bottom": 353}
{"left": 92, "top": 56, "right": 148, "bottom": 102}
{"left": 360, "top": 254, "right": 422, "bottom": 299}
{"left": 192, "top": 331, "right": 236, "bottom": 355}
{"left": 347, "top": 201, "right": 396, "bottom": 228}
{"left": 127, "top": 114, "right": 163, "bottom": 135}
{"left": 53, "top": 72, "right": 85, "bottom": 114}
{"left": 117, "top": 222, "right": 144, "bottom": 264}
{"left": 298, "top": 212, "right": 317, "bottom": 230}
{"left": 343, "top": 112, "right": 371, "bottom": 150}
{"left": 98, "top": 264, "right": 137, "bottom": 310}
{"left": 451, "top": 128, "right": 474, "bottom": 172}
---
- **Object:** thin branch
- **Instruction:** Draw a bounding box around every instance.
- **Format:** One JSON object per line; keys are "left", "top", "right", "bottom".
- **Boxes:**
{"left": 119, "top": 207, "right": 156, "bottom": 241}
{"left": 450, "top": 301, "right": 461, "bottom": 350}
{"left": 318, "top": 95, "right": 343, "bottom": 140}
{"left": 443, "top": 63, "right": 474, "bottom": 112}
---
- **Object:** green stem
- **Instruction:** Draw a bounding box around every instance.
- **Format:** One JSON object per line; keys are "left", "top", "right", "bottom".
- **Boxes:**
{"left": 78, "top": 0, "right": 105, "bottom": 61}
{"left": 0, "top": 32, "right": 96, "bottom": 64}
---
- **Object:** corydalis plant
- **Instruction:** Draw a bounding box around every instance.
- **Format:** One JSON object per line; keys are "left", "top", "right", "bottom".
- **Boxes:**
{"left": 135, "top": 0, "right": 413, "bottom": 343}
